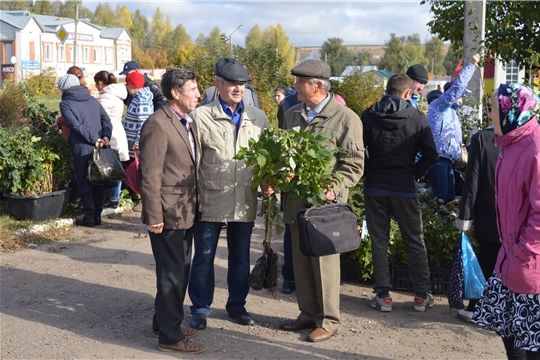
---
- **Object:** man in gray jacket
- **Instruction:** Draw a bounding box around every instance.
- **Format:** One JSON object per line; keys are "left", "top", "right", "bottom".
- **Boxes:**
{"left": 188, "top": 58, "right": 269, "bottom": 329}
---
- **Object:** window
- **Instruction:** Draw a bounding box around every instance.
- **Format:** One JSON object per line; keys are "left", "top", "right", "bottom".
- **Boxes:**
{"left": 44, "top": 44, "right": 52, "bottom": 60}
{"left": 105, "top": 48, "right": 112, "bottom": 64}
{"left": 59, "top": 45, "right": 65, "bottom": 62}
{"left": 83, "top": 47, "right": 89, "bottom": 62}
{"left": 94, "top": 48, "right": 101, "bottom": 63}
{"left": 505, "top": 60, "right": 520, "bottom": 84}
{"left": 69, "top": 46, "right": 74, "bottom": 63}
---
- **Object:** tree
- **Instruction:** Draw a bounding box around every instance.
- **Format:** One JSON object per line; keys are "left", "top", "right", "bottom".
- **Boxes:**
{"left": 424, "top": 35, "right": 446, "bottom": 76}
{"left": 381, "top": 33, "right": 428, "bottom": 74}
{"left": 261, "top": 24, "right": 295, "bottom": 81}
{"left": 195, "top": 33, "right": 206, "bottom": 46}
{"left": 148, "top": 7, "right": 169, "bottom": 50}
{"left": 320, "top": 37, "right": 352, "bottom": 76}
{"left": 0, "top": 0, "right": 30, "bottom": 11}
{"left": 245, "top": 25, "right": 263, "bottom": 48}
{"left": 443, "top": 44, "right": 461, "bottom": 76}
{"left": 162, "top": 24, "right": 192, "bottom": 59}
{"left": 380, "top": 33, "right": 402, "bottom": 73}
{"left": 115, "top": 5, "right": 132, "bottom": 29}
{"left": 130, "top": 10, "right": 150, "bottom": 49}
{"left": 33, "top": 0, "right": 52, "bottom": 15}
{"left": 205, "top": 26, "right": 228, "bottom": 58}
{"left": 421, "top": 0, "right": 540, "bottom": 68}
{"left": 50, "top": 0, "right": 63, "bottom": 16}
{"left": 352, "top": 51, "right": 374, "bottom": 67}
{"left": 93, "top": 3, "right": 116, "bottom": 28}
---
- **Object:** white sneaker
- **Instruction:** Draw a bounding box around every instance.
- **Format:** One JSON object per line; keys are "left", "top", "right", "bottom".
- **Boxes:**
{"left": 457, "top": 309, "right": 473, "bottom": 322}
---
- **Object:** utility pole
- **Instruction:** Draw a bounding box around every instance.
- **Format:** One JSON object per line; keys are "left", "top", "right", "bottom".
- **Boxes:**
{"left": 73, "top": 1, "right": 79, "bottom": 66}
{"left": 463, "top": 0, "right": 486, "bottom": 119}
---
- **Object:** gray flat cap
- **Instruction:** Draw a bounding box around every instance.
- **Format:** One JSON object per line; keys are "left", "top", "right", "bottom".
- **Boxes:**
{"left": 215, "top": 58, "right": 250, "bottom": 83}
{"left": 291, "top": 60, "right": 331, "bottom": 80}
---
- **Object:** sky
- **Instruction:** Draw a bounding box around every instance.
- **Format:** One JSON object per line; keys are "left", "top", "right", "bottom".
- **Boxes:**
{"left": 84, "top": 1, "right": 435, "bottom": 47}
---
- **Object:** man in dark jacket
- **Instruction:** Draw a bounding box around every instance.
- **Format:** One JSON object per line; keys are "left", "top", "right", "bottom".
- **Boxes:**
{"left": 120, "top": 61, "right": 167, "bottom": 111}
{"left": 361, "top": 74, "right": 438, "bottom": 313}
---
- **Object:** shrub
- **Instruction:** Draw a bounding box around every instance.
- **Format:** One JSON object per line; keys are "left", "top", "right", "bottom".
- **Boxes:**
{"left": 331, "top": 70, "right": 385, "bottom": 117}
{"left": 344, "top": 181, "right": 462, "bottom": 280}
{"left": 23, "top": 68, "right": 60, "bottom": 97}
{"left": 0, "top": 82, "right": 29, "bottom": 127}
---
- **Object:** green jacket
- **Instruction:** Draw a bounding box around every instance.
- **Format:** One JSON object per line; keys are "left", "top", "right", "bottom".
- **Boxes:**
{"left": 190, "top": 98, "right": 269, "bottom": 222}
{"left": 282, "top": 94, "right": 364, "bottom": 224}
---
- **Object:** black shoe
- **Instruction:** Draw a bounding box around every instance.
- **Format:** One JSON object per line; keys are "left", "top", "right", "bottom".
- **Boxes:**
{"left": 190, "top": 313, "right": 207, "bottom": 330}
{"left": 76, "top": 217, "right": 95, "bottom": 227}
{"left": 281, "top": 279, "right": 296, "bottom": 294}
{"left": 104, "top": 199, "right": 118, "bottom": 209}
{"left": 229, "top": 310, "right": 255, "bottom": 325}
{"left": 95, "top": 217, "right": 102, "bottom": 226}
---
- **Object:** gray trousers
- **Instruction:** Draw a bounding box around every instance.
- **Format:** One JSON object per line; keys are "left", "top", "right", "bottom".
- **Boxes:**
{"left": 365, "top": 196, "right": 431, "bottom": 295}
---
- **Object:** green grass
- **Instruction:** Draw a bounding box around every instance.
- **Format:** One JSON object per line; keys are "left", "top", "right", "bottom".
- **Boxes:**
{"left": 37, "top": 94, "right": 62, "bottom": 112}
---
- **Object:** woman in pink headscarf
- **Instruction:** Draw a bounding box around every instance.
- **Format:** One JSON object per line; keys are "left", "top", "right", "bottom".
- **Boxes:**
{"left": 473, "top": 83, "right": 540, "bottom": 360}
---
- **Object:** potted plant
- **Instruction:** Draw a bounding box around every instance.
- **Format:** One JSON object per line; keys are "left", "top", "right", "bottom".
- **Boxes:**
{"left": 0, "top": 102, "right": 73, "bottom": 222}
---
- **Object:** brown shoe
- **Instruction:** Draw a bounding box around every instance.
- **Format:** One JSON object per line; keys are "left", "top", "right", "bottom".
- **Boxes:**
{"left": 158, "top": 338, "right": 206, "bottom": 354}
{"left": 152, "top": 327, "right": 198, "bottom": 338}
{"left": 280, "top": 318, "right": 317, "bottom": 331}
{"left": 307, "top": 327, "right": 336, "bottom": 342}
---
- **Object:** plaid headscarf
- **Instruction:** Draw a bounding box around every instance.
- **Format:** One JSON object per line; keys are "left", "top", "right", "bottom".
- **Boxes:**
{"left": 497, "top": 83, "right": 540, "bottom": 135}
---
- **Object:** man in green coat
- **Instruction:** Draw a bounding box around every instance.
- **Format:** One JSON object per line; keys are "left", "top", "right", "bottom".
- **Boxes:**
{"left": 279, "top": 60, "right": 364, "bottom": 342}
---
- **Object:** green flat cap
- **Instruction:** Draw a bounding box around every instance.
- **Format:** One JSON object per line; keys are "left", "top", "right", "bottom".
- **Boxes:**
{"left": 291, "top": 60, "right": 331, "bottom": 80}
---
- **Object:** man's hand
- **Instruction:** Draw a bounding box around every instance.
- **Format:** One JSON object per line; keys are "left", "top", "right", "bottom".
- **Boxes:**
{"left": 95, "top": 138, "right": 108, "bottom": 148}
{"left": 147, "top": 223, "right": 164, "bottom": 234}
{"left": 261, "top": 181, "right": 274, "bottom": 198}
{"left": 471, "top": 53, "right": 480, "bottom": 66}
{"left": 325, "top": 189, "right": 336, "bottom": 202}
{"left": 132, "top": 143, "right": 140, "bottom": 152}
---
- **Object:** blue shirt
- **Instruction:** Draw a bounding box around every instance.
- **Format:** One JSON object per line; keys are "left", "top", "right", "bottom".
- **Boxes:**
{"left": 219, "top": 97, "right": 244, "bottom": 134}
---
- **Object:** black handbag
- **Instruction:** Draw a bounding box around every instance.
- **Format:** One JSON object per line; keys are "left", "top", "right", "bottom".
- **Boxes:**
{"left": 297, "top": 202, "right": 360, "bottom": 257}
{"left": 87, "top": 147, "right": 126, "bottom": 185}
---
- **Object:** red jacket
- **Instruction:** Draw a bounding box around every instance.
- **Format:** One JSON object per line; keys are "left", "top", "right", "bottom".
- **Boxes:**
{"left": 494, "top": 120, "right": 540, "bottom": 294}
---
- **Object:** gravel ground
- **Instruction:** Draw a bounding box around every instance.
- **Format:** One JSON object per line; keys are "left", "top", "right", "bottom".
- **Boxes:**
{"left": 1, "top": 210, "right": 506, "bottom": 359}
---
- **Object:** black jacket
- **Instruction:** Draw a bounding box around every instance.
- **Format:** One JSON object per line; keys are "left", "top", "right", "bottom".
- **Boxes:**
{"left": 124, "top": 74, "right": 167, "bottom": 111}
{"left": 456, "top": 128, "right": 500, "bottom": 243}
{"left": 361, "top": 95, "right": 438, "bottom": 193}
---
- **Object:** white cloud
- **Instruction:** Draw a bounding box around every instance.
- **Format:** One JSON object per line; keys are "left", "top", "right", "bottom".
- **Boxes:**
{"left": 85, "top": 1, "right": 434, "bottom": 46}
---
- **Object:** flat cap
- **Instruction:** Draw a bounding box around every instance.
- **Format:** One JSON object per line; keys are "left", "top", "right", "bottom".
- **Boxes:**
{"left": 215, "top": 58, "right": 250, "bottom": 83}
{"left": 291, "top": 60, "right": 331, "bottom": 80}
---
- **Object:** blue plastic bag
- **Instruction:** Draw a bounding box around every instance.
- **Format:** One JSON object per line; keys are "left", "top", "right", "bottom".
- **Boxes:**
{"left": 461, "top": 232, "right": 486, "bottom": 300}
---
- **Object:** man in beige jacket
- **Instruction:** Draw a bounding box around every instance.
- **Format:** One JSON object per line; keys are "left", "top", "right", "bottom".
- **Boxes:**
{"left": 188, "top": 58, "right": 269, "bottom": 329}
{"left": 279, "top": 60, "right": 364, "bottom": 342}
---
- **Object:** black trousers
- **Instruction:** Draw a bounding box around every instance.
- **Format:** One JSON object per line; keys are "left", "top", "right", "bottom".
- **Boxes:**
{"left": 79, "top": 186, "right": 106, "bottom": 221}
{"left": 466, "top": 240, "right": 501, "bottom": 311}
{"left": 150, "top": 227, "right": 193, "bottom": 344}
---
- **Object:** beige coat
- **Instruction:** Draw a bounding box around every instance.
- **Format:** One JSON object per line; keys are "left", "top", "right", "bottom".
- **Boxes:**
{"left": 282, "top": 94, "right": 365, "bottom": 224}
{"left": 139, "top": 105, "right": 198, "bottom": 230}
{"left": 190, "top": 98, "right": 269, "bottom": 222}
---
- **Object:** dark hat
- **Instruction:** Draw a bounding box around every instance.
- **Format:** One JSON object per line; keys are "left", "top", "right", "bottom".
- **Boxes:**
{"left": 406, "top": 64, "right": 429, "bottom": 84}
{"left": 120, "top": 61, "right": 140, "bottom": 75}
{"left": 215, "top": 58, "right": 250, "bottom": 83}
{"left": 427, "top": 90, "right": 442, "bottom": 105}
{"left": 443, "top": 81, "right": 453, "bottom": 92}
{"left": 291, "top": 60, "right": 331, "bottom": 80}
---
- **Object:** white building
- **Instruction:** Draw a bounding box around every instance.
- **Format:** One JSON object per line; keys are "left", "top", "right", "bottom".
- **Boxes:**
{"left": 0, "top": 10, "right": 131, "bottom": 88}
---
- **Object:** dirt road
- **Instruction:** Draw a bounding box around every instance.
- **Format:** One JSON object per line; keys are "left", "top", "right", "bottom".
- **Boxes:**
{"left": 1, "top": 211, "right": 505, "bottom": 359}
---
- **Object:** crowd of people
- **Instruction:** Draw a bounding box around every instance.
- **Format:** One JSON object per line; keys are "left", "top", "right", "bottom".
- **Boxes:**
{"left": 53, "top": 55, "right": 540, "bottom": 358}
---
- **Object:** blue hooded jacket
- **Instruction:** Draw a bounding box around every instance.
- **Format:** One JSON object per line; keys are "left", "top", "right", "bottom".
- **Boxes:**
{"left": 426, "top": 63, "right": 476, "bottom": 162}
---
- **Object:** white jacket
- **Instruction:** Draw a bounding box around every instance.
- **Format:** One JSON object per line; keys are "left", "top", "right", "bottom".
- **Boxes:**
{"left": 98, "top": 83, "right": 129, "bottom": 161}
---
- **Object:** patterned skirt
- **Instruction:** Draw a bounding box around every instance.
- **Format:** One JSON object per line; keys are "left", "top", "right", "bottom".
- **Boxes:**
{"left": 472, "top": 274, "right": 540, "bottom": 351}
